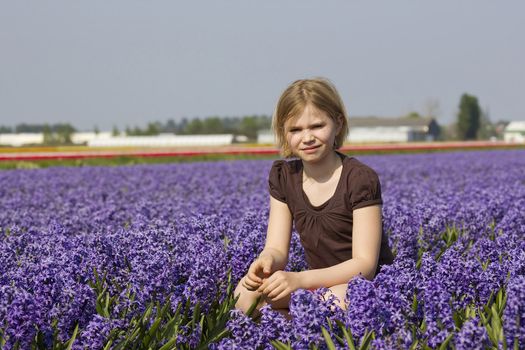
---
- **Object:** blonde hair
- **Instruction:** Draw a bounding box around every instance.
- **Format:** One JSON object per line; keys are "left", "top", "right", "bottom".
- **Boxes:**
{"left": 272, "top": 77, "right": 349, "bottom": 158}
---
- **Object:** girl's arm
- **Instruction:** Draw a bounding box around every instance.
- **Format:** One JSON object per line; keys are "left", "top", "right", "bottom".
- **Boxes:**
{"left": 259, "top": 196, "right": 293, "bottom": 269}
{"left": 243, "top": 196, "right": 293, "bottom": 290}
{"left": 297, "top": 205, "right": 383, "bottom": 289}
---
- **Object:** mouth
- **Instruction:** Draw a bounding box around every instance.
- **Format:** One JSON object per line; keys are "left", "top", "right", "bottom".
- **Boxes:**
{"left": 301, "top": 145, "right": 321, "bottom": 151}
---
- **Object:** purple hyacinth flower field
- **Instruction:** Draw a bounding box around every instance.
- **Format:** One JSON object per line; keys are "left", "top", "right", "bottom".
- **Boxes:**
{"left": 1, "top": 149, "right": 524, "bottom": 349}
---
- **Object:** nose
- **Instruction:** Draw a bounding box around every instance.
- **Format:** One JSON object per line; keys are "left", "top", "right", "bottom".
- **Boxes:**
{"left": 302, "top": 130, "right": 315, "bottom": 143}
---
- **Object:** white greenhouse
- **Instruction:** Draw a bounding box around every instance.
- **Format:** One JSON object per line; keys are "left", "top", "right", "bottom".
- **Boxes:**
{"left": 503, "top": 121, "right": 525, "bottom": 143}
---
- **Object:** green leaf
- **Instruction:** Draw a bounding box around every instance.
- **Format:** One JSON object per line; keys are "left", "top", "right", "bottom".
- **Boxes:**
{"left": 484, "top": 322, "right": 498, "bottom": 347}
{"left": 147, "top": 316, "right": 163, "bottom": 342}
{"left": 437, "top": 333, "right": 454, "bottom": 350}
{"left": 421, "top": 343, "right": 433, "bottom": 350}
{"left": 246, "top": 295, "right": 262, "bottom": 319}
{"left": 204, "top": 328, "right": 230, "bottom": 348}
{"left": 158, "top": 337, "right": 179, "bottom": 350}
{"left": 479, "top": 310, "right": 489, "bottom": 326}
{"left": 65, "top": 323, "right": 79, "bottom": 350}
{"left": 465, "top": 304, "right": 476, "bottom": 319}
{"left": 412, "top": 293, "right": 418, "bottom": 314}
{"left": 335, "top": 320, "right": 356, "bottom": 350}
{"left": 359, "top": 330, "right": 374, "bottom": 350}
{"left": 321, "top": 327, "right": 336, "bottom": 350}
{"left": 453, "top": 310, "right": 463, "bottom": 328}
{"left": 161, "top": 313, "right": 181, "bottom": 340}
{"left": 103, "top": 293, "right": 111, "bottom": 317}
{"left": 33, "top": 328, "right": 46, "bottom": 349}
{"left": 496, "top": 288, "right": 503, "bottom": 306}
{"left": 416, "top": 250, "right": 424, "bottom": 269}
{"left": 102, "top": 339, "right": 113, "bottom": 350}
{"left": 191, "top": 302, "right": 201, "bottom": 329}
{"left": 271, "top": 340, "right": 292, "bottom": 350}
{"left": 491, "top": 304, "right": 502, "bottom": 331}
{"left": 142, "top": 304, "right": 153, "bottom": 324}
{"left": 409, "top": 339, "right": 420, "bottom": 350}
{"left": 420, "top": 318, "right": 427, "bottom": 332}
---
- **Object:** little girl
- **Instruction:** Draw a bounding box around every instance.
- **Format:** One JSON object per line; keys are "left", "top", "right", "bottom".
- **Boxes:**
{"left": 234, "top": 78, "right": 394, "bottom": 316}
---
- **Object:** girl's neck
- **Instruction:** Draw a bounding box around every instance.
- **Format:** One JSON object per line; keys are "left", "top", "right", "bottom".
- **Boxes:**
{"left": 301, "top": 151, "right": 342, "bottom": 182}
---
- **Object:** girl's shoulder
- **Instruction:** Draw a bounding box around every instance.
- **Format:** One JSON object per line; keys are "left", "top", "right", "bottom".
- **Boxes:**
{"left": 343, "top": 156, "right": 380, "bottom": 179}
{"left": 270, "top": 158, "right": 302, "bottom": 176}
{"left": 341, "top": 157, "right": 383, "bottom": 210}
{"left": 268, "top": 158, "right": 302, "bottom": 203}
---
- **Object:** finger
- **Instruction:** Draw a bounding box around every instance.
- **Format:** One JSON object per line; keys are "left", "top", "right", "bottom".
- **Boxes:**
{"left": 267, "top": 284, "right": 286, "bottom": 299}
{"left": 242, "top": 280, "right": 258, "bottom": 291}
{"left": 245, "top": 278, "right": 261, "bottom": 289}
{"left": 247, "top": 269, "right": 262, "bottom": 284}
{"left": 271, "top": 288, "right": 290, "bottom": 302}
{"left": 245, "top": 284, "right": 259, "bottom": 292}
{"left": 260, "top": 278, "right": 282, "bottom": 295}
{"left": 257, "top": 277, "right": 273, "bottom": 293}
{"left": 257, "top": 271, "right": 282, "bottom": 292}
{"left": 243, "top": 276, "right": 261, "bottom": 289}
{"left": 262, "top": 258, "right": 272, "bottom": 275}
{"left": 247, "top": 274, "right": 261, "bottom": 284}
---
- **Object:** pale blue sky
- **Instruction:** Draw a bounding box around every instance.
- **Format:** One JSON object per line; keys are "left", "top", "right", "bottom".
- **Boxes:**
{"left": 1, "top": 1, "right": 523, "bottom": 131}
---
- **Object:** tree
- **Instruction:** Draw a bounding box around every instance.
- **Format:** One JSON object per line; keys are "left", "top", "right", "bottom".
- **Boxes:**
{"left": 164, "top": 119, "right": 177, "bottom": 133}
{"left": 177, "top": 118, "right": 189, "bottom": 134}
{"left": 112, "top": 125, "right": 120, "bottom": 136}
{"left": 202, "top": 117, "right": 224, "bottom": 134}
{"left": 406, "top": 112, "right": 421, "bottom": 119}
{"left": 53, "top": 123, "right": 75, "bottom": 143}
{"left": 456, "top": 93, "right": 481, "bottom": 140}
{"left": 132, "top": 126, "right": 142, "bottom": 135}
{"left": 185, "top": 118, "right": 204, "bottom": 134}
{"left": 222, "top": 117, "right": 240, "bottom": 133}
{"left": 239, "top": 116, "right": 258, "bottom": 140}
{"left": 477, "top": 106, "right": 496, "bottom": 140}
{"left": 16, "top": 123, "right": 45, "bottom": 133}
{"left": 0, "top": 126, "right": 13, "bottom": 133}
{"left": 145, "top": 122, "right": 161, "bottom": 135}
{"left": 42, "top": 124, "right": 54, "bottom": 144}
{"left": 255, "top": 115, "right": 272, "bottom": 130}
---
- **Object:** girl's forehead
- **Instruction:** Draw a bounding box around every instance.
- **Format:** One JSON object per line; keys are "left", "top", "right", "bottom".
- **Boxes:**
{"left": 286, "top": 105, "right": 330, "bottom": 125}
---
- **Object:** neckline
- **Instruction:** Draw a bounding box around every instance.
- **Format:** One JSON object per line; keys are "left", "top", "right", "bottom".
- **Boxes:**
{"left": 299, "top": 152, "right": 347, "bottom": 212}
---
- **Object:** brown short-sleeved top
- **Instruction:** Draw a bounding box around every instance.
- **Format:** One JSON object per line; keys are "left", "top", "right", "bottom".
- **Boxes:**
{"left": 268, "top": 152, "right": 394, "bottom": 276}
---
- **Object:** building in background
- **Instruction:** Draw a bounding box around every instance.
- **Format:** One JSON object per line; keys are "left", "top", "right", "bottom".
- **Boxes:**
{"left": 503, "top": 121, "right": 525, "bottom": 143}
{"left": 87, "top": 134, "right": 234, "bottom": 147}
{"left": 71, "top": 132, "right": 112, "bottom": 144}
{"left": 257, "top": 129, "right": 275, "bottom": 144}
{"left": 0, "top": 132, "right": 113, "bottom": 147}
{"left": 347, "top": 117, "right": 440, "bottom": 143}
{"left": 0, "top": 133, "right": 44, "bottom": 147}
{"left": 0, "top": 132, "right": 236, "bottom": 147}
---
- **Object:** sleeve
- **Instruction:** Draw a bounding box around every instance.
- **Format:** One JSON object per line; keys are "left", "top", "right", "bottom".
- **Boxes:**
{"left": 268, "top": 160, "right": 287, "bottom": 203}
{"left": 349, "top": 166, "right": 383, "bottom": 210}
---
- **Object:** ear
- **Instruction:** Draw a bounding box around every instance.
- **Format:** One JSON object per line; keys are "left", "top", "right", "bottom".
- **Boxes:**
{"left": 335, "top": 114, "right": 344, "bottom": 134}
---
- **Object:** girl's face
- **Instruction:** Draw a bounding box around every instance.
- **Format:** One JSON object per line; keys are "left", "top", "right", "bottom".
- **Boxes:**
{"left": 284, "top": 104, "right": 341, "bottom": 163}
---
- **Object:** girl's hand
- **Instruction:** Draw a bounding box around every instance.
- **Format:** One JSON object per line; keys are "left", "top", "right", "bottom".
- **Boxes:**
{"left": 257, "top": 271, "right": 301, "bottom": 301}
{"left": 242, "top": 255, "right": 274, "bottom": 291}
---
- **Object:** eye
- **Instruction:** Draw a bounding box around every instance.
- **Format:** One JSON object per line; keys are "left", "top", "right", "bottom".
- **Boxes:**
{"left": 312, "top": 123, "right": 325, "bottom": 129}
{"left": 288, "top": 128, "right": 301, "bottom": 133}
